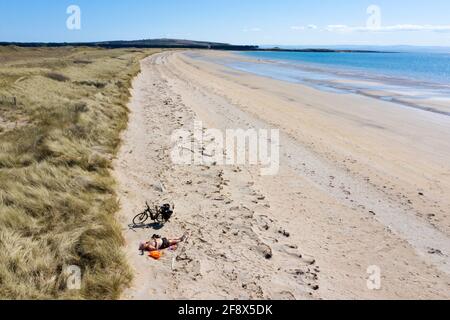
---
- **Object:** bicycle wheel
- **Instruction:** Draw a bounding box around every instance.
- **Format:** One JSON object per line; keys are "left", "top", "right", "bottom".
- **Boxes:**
{"left": 155, "top": 214, "right": 165, "bottom": 225}
{"left": 133, "top": 212, "right": 149, "bottom": 225}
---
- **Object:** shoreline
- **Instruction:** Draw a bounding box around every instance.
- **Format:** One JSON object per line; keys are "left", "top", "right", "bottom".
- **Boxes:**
{"left": 115, "top": 50, "right": 450, "bottom": 299}
{"left": 198, "top": 50, "right": 450, "bottom": 116}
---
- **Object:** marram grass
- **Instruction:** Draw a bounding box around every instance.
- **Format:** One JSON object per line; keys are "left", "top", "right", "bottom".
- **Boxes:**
{"left": 0, "top": 46, "right": 160, "bottom": 299}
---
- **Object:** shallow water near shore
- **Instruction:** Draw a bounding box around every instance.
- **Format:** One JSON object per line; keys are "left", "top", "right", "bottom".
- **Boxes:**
{"left": 239, "top": 51, "right": 450, "bottom": 84}
{"left": 187, "top": 51, "right": 450, "bottom": 116}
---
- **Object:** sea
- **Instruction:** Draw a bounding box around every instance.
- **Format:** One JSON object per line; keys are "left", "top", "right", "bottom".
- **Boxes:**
{"left": 219, "top": 50, "right": 450, "bottom": 115}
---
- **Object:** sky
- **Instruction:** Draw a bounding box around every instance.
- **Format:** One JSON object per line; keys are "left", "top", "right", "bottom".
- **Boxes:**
{"left": 1, "top": 0, "right": 450, "bottom": 46}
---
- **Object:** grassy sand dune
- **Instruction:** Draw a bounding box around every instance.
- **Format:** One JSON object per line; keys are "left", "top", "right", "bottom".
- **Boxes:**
{"left": 0, "top": 46, "right": 159, "bottom": 299}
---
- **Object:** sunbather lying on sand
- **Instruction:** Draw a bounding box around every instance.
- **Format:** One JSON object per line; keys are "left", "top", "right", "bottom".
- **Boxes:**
{"left": 139, "top": 233, "right": 188, "bottom": 253}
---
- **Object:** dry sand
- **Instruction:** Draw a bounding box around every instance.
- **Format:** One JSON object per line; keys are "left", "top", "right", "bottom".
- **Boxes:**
{"left": 114, "top": 50, "right": 450, "bottom": 300}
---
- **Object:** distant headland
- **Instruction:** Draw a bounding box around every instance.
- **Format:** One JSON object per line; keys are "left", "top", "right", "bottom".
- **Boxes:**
{"left": 0, "top": 38, "right": 388, "bottom": 53}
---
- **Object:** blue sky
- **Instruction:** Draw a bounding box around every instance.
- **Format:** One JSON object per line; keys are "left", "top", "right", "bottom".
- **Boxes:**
{"left": 1, "top": 0, "right": 450, "bottom": 46}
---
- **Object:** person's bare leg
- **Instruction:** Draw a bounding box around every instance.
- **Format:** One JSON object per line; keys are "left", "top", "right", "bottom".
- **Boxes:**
{"left": 168, "top": 239, "right": 181, "bottom": 246}
{"left": 168, "top": 233, "right": 189, "bottom": 246}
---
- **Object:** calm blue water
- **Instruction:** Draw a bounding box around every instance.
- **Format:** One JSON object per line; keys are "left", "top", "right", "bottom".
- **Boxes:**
{"left": 239, "top": 51, "right": 450, "bottom": 85}
{"left": 186, "top": 50, "right": 450, "bottom": 114}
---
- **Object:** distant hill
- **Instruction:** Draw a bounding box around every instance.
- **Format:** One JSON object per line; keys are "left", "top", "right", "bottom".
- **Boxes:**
{"left": 0, "top": 39, "right": 392, "bottom": 53}
{"left": 0, "top": 38, "right": 259, "bottom": 50}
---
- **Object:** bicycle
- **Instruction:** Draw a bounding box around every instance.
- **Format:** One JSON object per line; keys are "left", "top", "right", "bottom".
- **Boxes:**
{"left": 132, "top": 202, "right": 174, "bottom": 226}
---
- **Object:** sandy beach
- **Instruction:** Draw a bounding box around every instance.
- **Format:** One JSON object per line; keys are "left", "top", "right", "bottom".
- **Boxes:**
{"left": 114, "top": 50, "right": 450, "bottom": 300}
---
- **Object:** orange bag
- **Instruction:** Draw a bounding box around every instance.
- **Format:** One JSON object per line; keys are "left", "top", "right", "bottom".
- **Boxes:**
{"left": 149, "top": 250, "right": 163, "bottom": 260}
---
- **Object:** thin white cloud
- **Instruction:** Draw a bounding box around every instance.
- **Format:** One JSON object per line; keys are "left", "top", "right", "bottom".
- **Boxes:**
{"left": 326, "top": 24, "right": 450, "bottom": 33}
{"left": 243, "top": 27, "right": 262, "bottom": 32}
{"left": 291, "top": 24, "right": 318, "bottom": 31}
